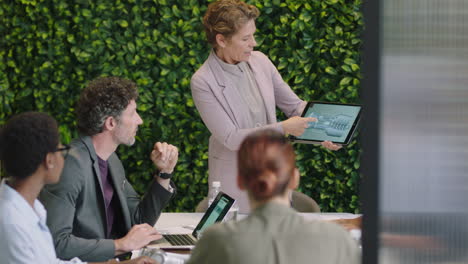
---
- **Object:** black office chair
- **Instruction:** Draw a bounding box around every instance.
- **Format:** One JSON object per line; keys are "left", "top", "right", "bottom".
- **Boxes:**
{"left": 195, "top": 190, "right": 320, "bottom": 213}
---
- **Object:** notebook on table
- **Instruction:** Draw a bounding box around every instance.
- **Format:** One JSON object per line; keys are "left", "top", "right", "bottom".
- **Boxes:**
{"left": 149, "top": 192, "right": 235, "bottom": 249}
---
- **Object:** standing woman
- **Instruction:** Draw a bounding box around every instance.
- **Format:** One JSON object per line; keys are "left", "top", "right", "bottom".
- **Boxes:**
{"left": 186, "top": 130, "right": 359, "bottom": 264}
{"left": 191, "top": 0, "right": 340, "bottom": 212}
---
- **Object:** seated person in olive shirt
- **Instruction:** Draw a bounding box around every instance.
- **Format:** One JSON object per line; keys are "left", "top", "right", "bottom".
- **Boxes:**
{"left": 40, "top": 77, "right": 179, "bottom": 262}
{"left": 187, "top": 130, "right": 360, "bottom": 264}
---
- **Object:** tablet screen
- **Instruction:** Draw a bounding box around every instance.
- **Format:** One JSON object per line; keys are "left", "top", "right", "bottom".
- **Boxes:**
{"left": 292, "top": 102, "right": 362, "bottom": 145}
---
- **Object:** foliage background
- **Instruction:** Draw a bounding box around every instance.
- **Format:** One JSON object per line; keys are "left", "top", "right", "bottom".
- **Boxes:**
{"left": 0, "top": 0, "right": 363, "bottom": 213}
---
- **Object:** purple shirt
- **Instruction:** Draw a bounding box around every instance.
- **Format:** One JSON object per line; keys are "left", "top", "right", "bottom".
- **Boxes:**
{"left": 97, "top": 156, "right": 115, "bottom": 238}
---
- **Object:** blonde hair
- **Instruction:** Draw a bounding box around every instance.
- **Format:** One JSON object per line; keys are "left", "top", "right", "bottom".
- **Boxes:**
{"left": 203, "top": 0, "right": 259, "bottom": 48}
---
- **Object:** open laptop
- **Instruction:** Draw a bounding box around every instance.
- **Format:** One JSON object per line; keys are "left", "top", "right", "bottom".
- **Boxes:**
{"left": 149, "top": 192, "right": 235, "bottom": 249}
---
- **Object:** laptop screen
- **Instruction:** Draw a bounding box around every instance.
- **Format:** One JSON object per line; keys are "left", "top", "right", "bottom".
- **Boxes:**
{"left": 192, "top": 192, "right": 235, "bottom": 238}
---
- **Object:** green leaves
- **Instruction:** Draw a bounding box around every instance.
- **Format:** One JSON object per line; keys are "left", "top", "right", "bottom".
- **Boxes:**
{"left": 339, "top": 76, "right": 352, "bottom": 86}
{"left": 256, "top": 0, "right": 363, "bottom": 213}
{"left": 1, "top": 0, "right": 362, "bottom": 213}
{"left": 325, "top": 66, "right": 338, "bottom": 75}
{"left": 118, "top": 20, "right": 129, "bottom": 28}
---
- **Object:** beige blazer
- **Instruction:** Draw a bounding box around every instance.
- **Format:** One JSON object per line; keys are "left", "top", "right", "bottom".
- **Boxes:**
{"left": 191, "top": 50, "right": 306, "bottom": 213}
{"left": 187, "top": 202, "right": 361, "bottom": 264}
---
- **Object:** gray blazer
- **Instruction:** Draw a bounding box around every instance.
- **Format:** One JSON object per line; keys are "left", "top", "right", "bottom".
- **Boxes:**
{"left": 187, "top": 202, "right": 361, "bottom": 264}
{"left": 191, "top": 51, "right": 306, "bottom": 212}
{"left": 39, "top": 136, "right": 173, "bottom": 262}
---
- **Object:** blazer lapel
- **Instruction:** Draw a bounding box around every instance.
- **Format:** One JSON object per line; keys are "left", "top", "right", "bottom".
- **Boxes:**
{"left": 108, "top": 155, "right": 132, "bottom": 230}
{"left": 81, "top": 137, "right": 105, "bottom": 197}
{"left": 207, "top": 51, "right": 245, "bottom": 128}
{"left": 81, "top": 137, "right": 109, "bottom": 235}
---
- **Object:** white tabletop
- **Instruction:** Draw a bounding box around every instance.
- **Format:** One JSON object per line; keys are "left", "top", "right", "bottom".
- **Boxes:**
{"left": 154, "top": 212, "right": 360, "bottom": 235}
{"left": 133, "top": 212, "right": 361, "bottom": 259}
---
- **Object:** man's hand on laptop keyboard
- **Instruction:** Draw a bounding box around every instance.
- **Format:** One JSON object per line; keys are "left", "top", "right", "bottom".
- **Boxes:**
{"left": 114, "top": 224, "right": 162, "bottom": 255}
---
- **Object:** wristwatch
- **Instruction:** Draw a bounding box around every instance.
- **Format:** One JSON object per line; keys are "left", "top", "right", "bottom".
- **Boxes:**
{"left": 154, "top": 170, "right": 173, "bottom": 179}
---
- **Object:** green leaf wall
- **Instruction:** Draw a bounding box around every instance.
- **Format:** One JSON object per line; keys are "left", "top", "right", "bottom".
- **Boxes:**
{"left": 0, "top": 0, "right": 363, "bottom": 213}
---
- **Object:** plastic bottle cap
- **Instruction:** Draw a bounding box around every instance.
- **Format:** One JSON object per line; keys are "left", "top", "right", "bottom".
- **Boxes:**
{"left": 212, "top": 181, "right": 221, "bottom": 188}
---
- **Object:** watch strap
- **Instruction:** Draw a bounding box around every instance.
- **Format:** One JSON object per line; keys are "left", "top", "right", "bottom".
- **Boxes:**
{"left": 154, "top": 170, "right": 172, "bottom": 179}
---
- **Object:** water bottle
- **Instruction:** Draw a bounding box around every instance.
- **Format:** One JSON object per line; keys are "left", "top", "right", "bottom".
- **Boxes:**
{"left": 208, "top": 181, "right": 221, "bottom": 207}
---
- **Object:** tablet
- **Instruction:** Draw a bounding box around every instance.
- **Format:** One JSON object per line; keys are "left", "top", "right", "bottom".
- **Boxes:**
{"left": 289, "top": 101, "right": 362, "bottom": 145}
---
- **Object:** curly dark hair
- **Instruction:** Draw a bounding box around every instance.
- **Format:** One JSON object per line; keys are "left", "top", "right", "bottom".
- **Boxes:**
{"left": 203, "top": 0, "right": 259, "bottom": 48}
{"left": 76, "top": 76, "right": 138, "bottom": 136}
{"left": 0, "top": 112, "right": 59, "bottom": 180}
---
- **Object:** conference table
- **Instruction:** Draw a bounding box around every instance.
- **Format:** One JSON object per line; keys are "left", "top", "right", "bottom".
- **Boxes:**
{"left": 155, "top": 212, "right": 361, "bottom": 232}
{"left": 132, "top": 212, "right": 361, "bottom": 259}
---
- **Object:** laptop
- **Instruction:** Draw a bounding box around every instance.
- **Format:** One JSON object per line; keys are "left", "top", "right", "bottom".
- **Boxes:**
{"left": 289, "top": 101, "right": 362, "bottom": 145}
{"left": 149, "top": 192, "right": 235, "bottom": 249}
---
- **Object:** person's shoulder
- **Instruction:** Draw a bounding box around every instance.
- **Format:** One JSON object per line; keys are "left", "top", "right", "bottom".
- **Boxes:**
{"left": 0, "top": 202, "right": 16, "bottom": 225}
{"left": 69, "top": 137, "right": 86, "bottom": 148}
{"left": 200, "top": 221, "right": 239, "bottom": 241}
{"left": 203, "top": 221, "right": 232, "bottom": 235}
{"left": 188, "top": 222, "right": 237, "bottom": 264}
{"left": 0, "top": 219, "right": 26, "bottom": 242}
{"left": 0, "top": 202, "right": 29, "bottom": 233}
{"left": 0, "top": 211, "right": 35, "bottom": 257}
{"left": 298, "top": 220, "right": 360, "bottom": 263}
{"left": 305, "top": 219, "right": 344, "bottom": 232}
{"left": 301, "top": 219, "right": 356, "bottom": 244}
{"left": 67, "top": 137, "right": 96, "bottom": 167}
{"left": 43, "top": 137, "right": 90, "bottom": 190}
{"left": 250, "top": 50, "right": 270, "bottom": 62}
{"left": 249, "top": 51, "right": 276, "bottom": 72}
{"left": 192, "top": 51, "right": 214, "bottom": 77}
{"left": 70, "top": 136, "right": 92, "bottom": 155}
{"left": 191, "top": 58, "right": 218, "bottom": 93}
{"left": 192, "top": 58, "right": 213, "bottom": 82}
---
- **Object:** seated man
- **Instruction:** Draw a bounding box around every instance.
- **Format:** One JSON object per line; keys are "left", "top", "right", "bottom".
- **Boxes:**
{"left": 40, "top": 76, "right": 178, "bottom": 261}
{"left": 0, "top": 112, "right": 155, "bottom": 264}
{"left": 186, "top": 130, "right": 360, "bottom": 264}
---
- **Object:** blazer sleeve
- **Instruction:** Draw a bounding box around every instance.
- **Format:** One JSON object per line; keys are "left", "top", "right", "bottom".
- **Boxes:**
{"left": 125, "top": 178, "right": 174, "bottom": 226}
{"left": 39, "top": 154, "right": 115, "bottom": 262}
{"left": 191, "top": 73, "right": 284, "bottom": 152}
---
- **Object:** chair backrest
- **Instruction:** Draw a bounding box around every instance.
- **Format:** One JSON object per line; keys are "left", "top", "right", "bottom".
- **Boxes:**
{"left": 291, "top": 190, "right": 321, "bottom": 213}
{"left": 195, "top": 191, "right": 320, "bottom": 213}
{"left": 195, "top": 197, "right": 209, "bottom": 212}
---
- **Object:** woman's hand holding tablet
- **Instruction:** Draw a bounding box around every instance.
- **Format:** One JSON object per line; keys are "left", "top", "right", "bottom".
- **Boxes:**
{"left": 290, "top": 101, "right": 362, "bottom": 146}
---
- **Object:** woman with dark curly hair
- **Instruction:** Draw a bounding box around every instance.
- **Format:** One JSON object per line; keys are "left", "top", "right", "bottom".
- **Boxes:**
{"left": 191, "top": 0, "right": 341, "bottom": 213}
